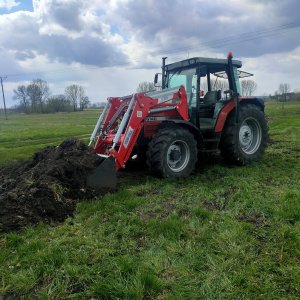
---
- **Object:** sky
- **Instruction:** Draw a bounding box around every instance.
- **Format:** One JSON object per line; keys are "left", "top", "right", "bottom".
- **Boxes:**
{"left": 0, "top": 0, "right": 300, "bottom": 107}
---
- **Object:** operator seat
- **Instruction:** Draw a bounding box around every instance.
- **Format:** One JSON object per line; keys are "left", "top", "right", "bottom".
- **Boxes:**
{"left": 201, "top": 90, "right": 222, "bottom": 106}
{"left": 199, "top": 90, "right": 221, "bottom": 118}
{"left": 198, "top": 89, "right": 223, "bottom": 133}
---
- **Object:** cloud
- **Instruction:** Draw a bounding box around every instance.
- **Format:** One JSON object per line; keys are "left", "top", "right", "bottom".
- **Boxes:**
{"left": 2, "top": 0, "right": 299, "bottom": 69}
{"left": 0, "top": 1, "right": 128, "bottom": 67}
{"left": 112, "top": 0, "right": 300, "bottom": 58}
{"left": 35, "top": 0, "right": 85, "bottom": 31}
{"left": 243, "top": 53, "right": 300, "bottom": 95}
{"left": 0, "top": 0, "right": 20, "bottom": 10}
{"left": 0, "top": 0, "right": 299, "bottom": 107}
{"left": 0, "top": 48, "right": 24, "bottom": 75}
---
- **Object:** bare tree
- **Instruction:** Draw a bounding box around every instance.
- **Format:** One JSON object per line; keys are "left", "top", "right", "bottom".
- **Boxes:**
{"left": 36, "top": 79, "right": 50, "bottom": 109}
{"left": 79, "top": 96, "right": 90, "bottom": 110}
{"left": 278, "top": 83, "right": 291, "bottom": 100}
{"left": 278, "top": 83, "right": 291, "bottom": 108}
{"left": 241, "top": 79, "right": 257, "bottom": 96}
{"left": 136, "top": 81, "right": 156, "bottom": 93}
{"left": 13, "top": 85, "right": 29, "bottom": 113}
{"left": 47, "top": 94, "right": 72, "bottom": 113}
{"left": 65, "top": 84, "right": 85, "bottom": 111}
{"left": 27, "top": 83, "right": 40, "bottom": 112}
{"left": 212, "top": 79, "right": 229, "bottom": 93}
{"left": 27, "top": 79, "right": 50, "bottom": 113}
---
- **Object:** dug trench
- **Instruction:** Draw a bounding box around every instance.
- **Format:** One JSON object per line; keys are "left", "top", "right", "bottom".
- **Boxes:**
{"left": 0, "top": 139, "right": 115, "bottom": 233}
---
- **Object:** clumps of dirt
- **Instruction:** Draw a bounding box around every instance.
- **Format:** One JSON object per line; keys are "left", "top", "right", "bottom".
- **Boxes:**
{"left": 238, "top": 214, "right": 269, "bottom": 228}
{"left": 0, "top": 139, "right": 113, "bottom": 233}
{"left": 202, "top": 189, "right": 235, "bottom": 211}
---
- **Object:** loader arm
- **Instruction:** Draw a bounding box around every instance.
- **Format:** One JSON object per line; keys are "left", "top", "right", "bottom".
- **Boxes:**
{"left": 106, "top": 87, "right": 188, "bottom": 170}
{"left": 110, "top": 93, "right": 155, "bottom": 170}
{"left": 87, "top": 86, "right": 188, "bottom": 191}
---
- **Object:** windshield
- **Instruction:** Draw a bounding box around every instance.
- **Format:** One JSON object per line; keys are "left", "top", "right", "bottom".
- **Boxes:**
{"left": 167, "top": 67, "right": 197, "bottom": 107}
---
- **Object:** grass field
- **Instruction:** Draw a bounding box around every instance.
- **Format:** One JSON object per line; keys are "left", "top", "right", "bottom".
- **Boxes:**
{"left": 0, "top": 110, "right": 100, "bottom": 164}
{"left": 0, "top": 102, "right": 300, "bottom": 299}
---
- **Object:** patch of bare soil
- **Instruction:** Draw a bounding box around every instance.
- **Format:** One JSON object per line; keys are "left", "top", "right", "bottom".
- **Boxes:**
{"left": 238, "top": 213, "right": 269, "bottom": 228}
{"left": 0, "top": 139, "right": 112, "bottom": 233}
{"left": 202, "top": 189, "right": 235, "bottom": 211}
{"left": 137, "top": 192, "right": 182, "bottom": 222}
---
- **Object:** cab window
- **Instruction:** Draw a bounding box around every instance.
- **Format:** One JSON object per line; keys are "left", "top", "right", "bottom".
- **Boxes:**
{"left": 167, "top": 67, "right": 197, "bottom": 107}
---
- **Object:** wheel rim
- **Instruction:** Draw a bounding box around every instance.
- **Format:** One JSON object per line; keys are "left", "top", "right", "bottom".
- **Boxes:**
{"left": 167, "top": 140, "right": 190, "bottom": 172}
{"left": 239, "top": 117, "right": 262, "bottom": 155}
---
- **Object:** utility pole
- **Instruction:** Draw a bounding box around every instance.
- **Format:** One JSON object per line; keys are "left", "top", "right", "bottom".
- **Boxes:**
{"left": 0, "top": 76, "right": 8, "bottom": 120}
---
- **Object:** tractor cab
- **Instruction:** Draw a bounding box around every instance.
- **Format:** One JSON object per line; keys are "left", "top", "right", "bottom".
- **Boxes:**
{"left": 160, "top": 55, "right": 252, "bottom": 131}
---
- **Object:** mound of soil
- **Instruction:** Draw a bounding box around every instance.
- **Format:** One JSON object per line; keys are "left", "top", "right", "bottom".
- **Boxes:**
{"left": 0, "top": 139, "right": 111, "bottom": 233}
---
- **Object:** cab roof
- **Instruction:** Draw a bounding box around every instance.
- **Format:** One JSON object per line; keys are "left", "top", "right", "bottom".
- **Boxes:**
{"left": 165, "top": 57, "right": 242, "bottom": 74}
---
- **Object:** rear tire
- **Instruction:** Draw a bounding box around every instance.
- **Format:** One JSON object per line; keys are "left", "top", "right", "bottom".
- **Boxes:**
{"left": 219, "top": 104, "right": 268, "bottom": 165}
{"left": 147, "top": 126, "right": 197, "bottom": 178}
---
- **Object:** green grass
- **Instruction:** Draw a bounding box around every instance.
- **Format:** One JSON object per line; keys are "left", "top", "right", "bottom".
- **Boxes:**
{"left": 0, "top": 102, "right": 300, "bottom": 299}
{"left": 0, "top": 110, "right": 100, "bottom": 164}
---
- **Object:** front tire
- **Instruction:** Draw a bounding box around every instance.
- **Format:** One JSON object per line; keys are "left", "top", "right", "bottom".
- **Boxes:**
{"left": 219, "top": 104, "right": 268, "bottom": 165}
{"left": 147, "top": 126, "right": 197, "bottom": 178}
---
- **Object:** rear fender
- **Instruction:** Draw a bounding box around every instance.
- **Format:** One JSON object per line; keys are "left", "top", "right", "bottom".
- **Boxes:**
{"left": 239, "top": 97, "right": 265, "bottom": 111}
{"left": 214, "top": 97, "right": 264, "bottom": 132}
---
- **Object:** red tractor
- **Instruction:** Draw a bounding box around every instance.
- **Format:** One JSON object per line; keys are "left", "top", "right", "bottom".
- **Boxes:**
{"left": 87, "top": 53, "right": 268, "bottom": 189}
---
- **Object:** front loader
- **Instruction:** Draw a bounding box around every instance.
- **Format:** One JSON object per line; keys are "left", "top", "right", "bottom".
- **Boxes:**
{"left": 87, "top": 52, "right": 268, "bottom": 190}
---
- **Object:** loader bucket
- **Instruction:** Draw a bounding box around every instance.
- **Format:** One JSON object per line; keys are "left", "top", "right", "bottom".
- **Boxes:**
{"left": 86, "top": 156, "right": 117, "bottom": 191}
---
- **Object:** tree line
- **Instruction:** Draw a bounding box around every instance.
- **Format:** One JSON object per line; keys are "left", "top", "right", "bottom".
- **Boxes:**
{"left": 137, "top": 79, "right": 258, "bottom": 96}
{"left": 137, "top": 80, "right": 300, "bottom": 102}
{"left": 12, "top": 78, "right": 298, "bottom": 115}
{"left": 201, "top": 79, "right": 258, "bottom": 96}
{"left": 13, "top": 79, "right": 90, "bottom": 114}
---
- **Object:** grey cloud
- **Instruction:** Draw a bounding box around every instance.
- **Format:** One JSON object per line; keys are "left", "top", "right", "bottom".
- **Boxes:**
{"left": 14, "top": 50, "right": 36, "bottom": 60}
{"left": 0, "top": 48, "right": 24, "bottom": 75}
{"left": 271, "top": 0, "right": 300, "bottom": 24}
{"left": 0, "top": 7, "right": 128, "bottom": 67}
{"left": 40, "top": 35, "right": 127, "bottom": 67}
{"left": 39, "top": 0, "right": 84, "bottom": 31}
{"left": 14, "top": 33, "right": 128, "bottom": 67}
{"left": 114, "top": 0, "right": 300, "bottom": 58}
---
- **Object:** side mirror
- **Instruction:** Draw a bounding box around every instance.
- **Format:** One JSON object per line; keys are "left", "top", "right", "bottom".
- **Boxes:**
{"left": 154, "top": 73, "right": 161, "bottom": 87}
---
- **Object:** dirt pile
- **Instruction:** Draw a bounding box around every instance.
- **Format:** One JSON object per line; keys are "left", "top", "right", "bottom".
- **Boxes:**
{"left": 0, "top": 139, "right": 110, "bottom": 233}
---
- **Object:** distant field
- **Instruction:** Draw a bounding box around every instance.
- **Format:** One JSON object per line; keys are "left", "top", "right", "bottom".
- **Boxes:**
{"left": 0, "top": 102, "right": 300, "bottom": 299}
{"left": 0, "top": 109, "right": 100, "bottom": 164}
